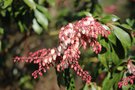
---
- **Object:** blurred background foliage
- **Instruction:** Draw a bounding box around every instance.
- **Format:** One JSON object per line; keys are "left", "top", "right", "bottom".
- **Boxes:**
{"left": 0, "top": 0, "right": 135, "bottom": 90}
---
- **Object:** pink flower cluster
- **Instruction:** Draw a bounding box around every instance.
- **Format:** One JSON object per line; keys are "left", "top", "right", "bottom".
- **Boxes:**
{"left": 118, "top": 75, "right": 135, "bottom": 88}
{"left": 118, "top": 60, "right": 135, "bottom": 88}
{"left": 14, "top": 16, "right": 110, "bottom": 83}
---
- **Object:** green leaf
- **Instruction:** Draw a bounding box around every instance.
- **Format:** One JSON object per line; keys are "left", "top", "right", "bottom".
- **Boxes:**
{"left": 83, "top": 84, "right": 89, "bottom": 90}
{"left": 100, "top": 39, "right": 107, "bottom": 47}
{"left": 2, "top": 0, "right": 13, "bottom": 8}
{"left": 100, "top": 15, "right": 120, "bottom": 23}
{"left": 126, "top": 19, "right": 135, "bottom": 26}
{"left": 122, "top": 85, "right": 131, "bottom": 90}
{"left": 112, "top": 25, "right": 131, "bottom": 48}
{"left": 98, "top": 53, "right": 108, "bottom": 68}
{"left": 67, "top": 73, "right": 75, "bottom": 90}
{"left": 18, "top": 21, "right": 25, "bottom": 33}
{"left": 19, "top": 75, "right": 31, "bottom": 85}
{"left": 36, "top": 5, "right": 51, "bottom": 19}
{"left": 117, "top": 66, "right": 124, "bottom": 71}
{"left": 100, "top": 39, "right": 110, "bottom": 50}
{"left": 111, "top": 47, "right": 119, "bottom": 65}
{"left": 108, "top": 32, "right": 117, "bottom": 45}
{"left": 23, "top": 0, "right": 36, "bottom": 9}
{"left": 38, "top": 0, "right": 45, "bottom": 5}
{"left": 0, "top": 10, "right": 6, "bottom": 17}
{"left": 77, "top": 11, "right": 92, "bottom": 17}
{"left": 100, "top": 39, "right": 111, "bottom": 55}
{"left": 0, "top": 27, "right": 4, "bottom": 34}
{"left": 93, "top": 4, "right": 103, "bottom": 16}
{"left": 99, "top": 39, "right": 112, "bottom": 68}
{"left": 0, "top": 0, "right": 4, "bottom": 6}
{"left": 102, "top": 73, "right": 112, "bottom": 90}
{"left": 102, "top": 24, "right": 110, "bottom": 31}
{"left": 46, "top": 0, "right": 55, "bottom": 6}
{"left": 121, "top": 24, "right": 132, "bottom": 30}
{"left": 102, "top": 72, "right": 123, "bottom": 90}
{"left": 34, "top": 9, "right": 48, "bottom": 30}
{"left": 32, "top": 19, "right": 43, "bottom": 34}
{"left": 24, "top": 82, "right": 33, "bottom": 89}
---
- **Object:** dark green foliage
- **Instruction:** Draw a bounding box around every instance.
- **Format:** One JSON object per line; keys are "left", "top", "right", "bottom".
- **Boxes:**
{"left": 0, "top": 0, "right": 135, "bottom": 90}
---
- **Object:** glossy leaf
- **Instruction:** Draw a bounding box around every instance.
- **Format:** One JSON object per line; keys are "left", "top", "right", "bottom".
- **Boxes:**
{"left": 112, "top": 25, "right": 131, "bottom": 48}
{"left": 34, "top": 10, "right": 48, "bottom": 30}
{"left": 32, "top": 19, "right": 43, "bottom": 34}
{"left": 102, "top": 24, "right": 110, "bottom": 31}
{"left": 36, "top": 5, "right": 51, "bottom": 19}
{"left": 100, "top": 15, "right": 120, "bottom": 23}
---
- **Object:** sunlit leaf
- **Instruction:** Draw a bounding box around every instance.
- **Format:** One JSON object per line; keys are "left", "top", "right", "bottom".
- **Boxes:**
{"left": 34, "top": 9, "right": 48, "bottom": 30}
{"left": 77, "top": 11, "right": 92, "bottom": 17}
{"left": 112, "top": 25, "right": 131, "bottom": 48}
{"left": 83, "top": 84, "right": 89, "bottom": 90}
{"left": 102, "top": 24, "right": 110, "bottom": 31}
{"left": 36, "top": 5, "right": 51, "bottom": 19}
{"left": 117, "top": 66, "right": 124, "bottom": 71}
{"left": 100, "top": 15, "right": 120, "bottom": 23}
{"left": 23, "top": 0, "right": 36, "bottom": 9}
{"left": 32, "top": 19, "right": 43, "bottom": 34}
{"left": 0, "top": 0, "right": 4, "bottom": 7}
{"left": 2, "top": 0, "right": 12, "bottom": 8}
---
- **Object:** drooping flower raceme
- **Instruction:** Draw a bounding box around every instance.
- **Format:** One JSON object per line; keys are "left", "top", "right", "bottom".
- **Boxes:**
{"left": 118, "top": 60, "right": 135, "bottom": 88}
{"left": 14, "top": 16, "right": 110, "bottom": 84}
